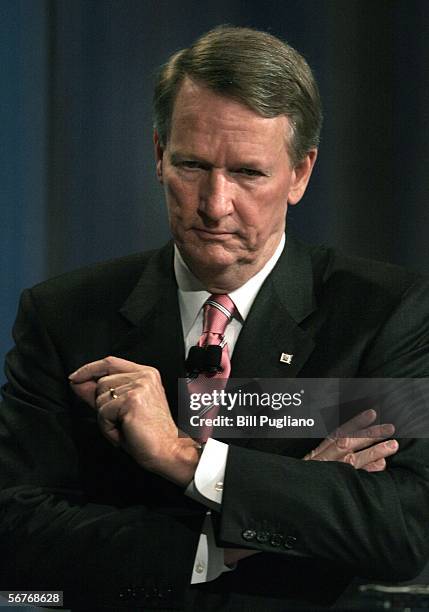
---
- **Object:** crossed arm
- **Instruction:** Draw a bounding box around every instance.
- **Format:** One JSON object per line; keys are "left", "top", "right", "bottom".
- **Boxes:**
{"left": 69, "top": 355, "right": 400, "bottom": 568}
{"left": 69, "top": 356, "right": 399, "bottom": 486}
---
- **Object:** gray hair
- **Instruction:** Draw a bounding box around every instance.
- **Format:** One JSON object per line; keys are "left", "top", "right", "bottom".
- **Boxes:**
{"left": 153, "top": 25, "right": 322, "bottom": 165}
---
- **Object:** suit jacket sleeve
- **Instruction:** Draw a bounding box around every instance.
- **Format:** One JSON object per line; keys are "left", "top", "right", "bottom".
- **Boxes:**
{"left": 0, "top": 288, "right": 202, "bottom": 610}
{"left": 217, "top": 277, "right": 429, "bottom": 582}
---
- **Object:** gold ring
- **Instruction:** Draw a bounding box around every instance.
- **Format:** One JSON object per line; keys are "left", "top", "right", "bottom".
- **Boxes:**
{"left": 109, "top": 387, "right": 118, "bottom": 400}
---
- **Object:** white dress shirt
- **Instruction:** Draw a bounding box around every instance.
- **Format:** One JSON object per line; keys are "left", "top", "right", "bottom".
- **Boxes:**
{"left": 174, "top": 234, "right": 285, "bottom": 583}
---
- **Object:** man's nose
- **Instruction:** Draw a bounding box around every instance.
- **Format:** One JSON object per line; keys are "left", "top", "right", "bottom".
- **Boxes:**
{"left": 198, "top": 170, "right": 234, "bottom": 220}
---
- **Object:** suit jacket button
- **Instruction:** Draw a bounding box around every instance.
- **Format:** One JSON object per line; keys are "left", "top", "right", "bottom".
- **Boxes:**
{"left": 256, "top": 530, "right": 270, "bottom": 543}
{"left": 270, "top": 533, "right": 283, "bottom": 547}
{"left": 284, "top": 535, "right": 297, "bottom": 549}
{"left": 119, "top": 587, "right": 132, "bottom": 601}
{"left": 242, "top": 529, "right": 257, "bottom": 541}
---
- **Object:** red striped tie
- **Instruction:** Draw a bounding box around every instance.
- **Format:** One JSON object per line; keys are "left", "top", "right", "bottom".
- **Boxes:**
{"left": 189, "top": 294, "right": 236, "bottom": 442}
{"left": 198, "top": 294, "right": 235, "bottom": 378}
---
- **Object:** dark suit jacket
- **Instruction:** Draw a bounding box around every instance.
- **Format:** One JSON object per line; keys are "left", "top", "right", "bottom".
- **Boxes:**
{"left": 1, "top": 234, "right": 429, "bottom": 611}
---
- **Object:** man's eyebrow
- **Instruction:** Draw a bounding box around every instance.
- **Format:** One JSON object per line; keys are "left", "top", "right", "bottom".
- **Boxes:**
{"left": 231, "top": 162, "right": 273, "bottom": 173}
{"left": 169, "top": 151, "right": 200, "bottom": 163}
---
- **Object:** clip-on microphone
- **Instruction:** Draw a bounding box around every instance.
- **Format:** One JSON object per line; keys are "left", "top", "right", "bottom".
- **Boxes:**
{"left": 186, "top": 345, "right": 223, "bottom": 377}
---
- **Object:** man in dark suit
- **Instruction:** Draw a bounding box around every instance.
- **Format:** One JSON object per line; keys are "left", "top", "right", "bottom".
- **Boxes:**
{"left": 1, "top": 25, "right": 429, "bottom": 611}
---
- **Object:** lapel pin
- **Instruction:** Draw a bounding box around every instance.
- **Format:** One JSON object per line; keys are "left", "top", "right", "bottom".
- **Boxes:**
{"left": 280, "top": 352, "right": 294, "bottom": 365}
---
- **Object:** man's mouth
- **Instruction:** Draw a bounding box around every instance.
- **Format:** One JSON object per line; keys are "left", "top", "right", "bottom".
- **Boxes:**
{"left": 192, "top": 228, "right": 235, "bottom": 239}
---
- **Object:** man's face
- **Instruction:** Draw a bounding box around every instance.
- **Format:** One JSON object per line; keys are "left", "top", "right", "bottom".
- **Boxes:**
{"left": 155, "top": 78, "right": 316, "bottom": 284}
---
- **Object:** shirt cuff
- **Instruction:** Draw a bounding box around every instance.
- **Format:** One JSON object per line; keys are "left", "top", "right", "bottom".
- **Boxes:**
{"left": 185, "top": 438, "right": 229, "bottom": 510}
{"left": 191, "top": 511, "right": 236, "bottom": 584}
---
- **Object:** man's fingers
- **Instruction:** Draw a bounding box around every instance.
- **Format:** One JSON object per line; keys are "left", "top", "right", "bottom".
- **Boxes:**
{"left": 96, "top": 392, "right": 128, "bottom": 444}
{"left": 95, "top": 381, "right": 135, "bottom": 410}
{"left": 69, "top": 356, "right": 142, "bottom": 383}
{"left": 314, "top": 409, "right": 378, "bottom": 455}
{"left": 96, "top": 373, "right": 142, "bottom": 398}
{"left": 70, "top": 379, "right": 98, "bottom": 407}
{"left": 310, "top": 422, "right": 395, "bottom": 461}
{"left": 69, "top": 357, "right": 148, "bottom": 409}
{"left": 334, "top": 423, "right": 395, "bottom": 452}
{"left": 363, "top": 458, "right": 386, "bottom": 472}
{"left": 97, "top": 395, "right": 123, "bottom": 425}
{"left": 305, "top": 435, "right": 398, "bottom": 469}
{"left": 97, "top": 404, "right": 122, "bottom": 446}
{"left": 345, "top": 439, "right": 399, "bottom": 470}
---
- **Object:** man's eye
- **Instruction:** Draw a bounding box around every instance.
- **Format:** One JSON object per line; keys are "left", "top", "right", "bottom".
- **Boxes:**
{"left": 180, "top": 161, "right": 204, "bottom": 170}
{"left": 236, "top": 168, "right": 263, "bottom": 177}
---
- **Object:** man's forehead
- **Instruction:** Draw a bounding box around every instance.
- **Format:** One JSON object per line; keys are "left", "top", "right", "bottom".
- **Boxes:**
{"left": 171, "top": 77, "right": 286, "bottom": 126}
{"left": 169, "top": 78, "right": 290, "bottom": 144}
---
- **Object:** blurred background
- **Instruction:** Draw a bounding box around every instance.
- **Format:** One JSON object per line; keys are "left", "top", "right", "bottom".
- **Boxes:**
{"left": 2, "top": 0, "right": 429, "bottom": 378}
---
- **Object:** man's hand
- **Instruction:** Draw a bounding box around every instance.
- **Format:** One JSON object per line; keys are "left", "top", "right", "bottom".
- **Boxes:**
{"left": 69, "top": 356, "right": 200, "bottom": 487}
{"left": 304, "top": 408, "right": 398, "bottom": 470}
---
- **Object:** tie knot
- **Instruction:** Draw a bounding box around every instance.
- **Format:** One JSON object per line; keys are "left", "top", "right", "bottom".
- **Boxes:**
{"left": 203, "top": 294, "right": 235, "bottom": 336}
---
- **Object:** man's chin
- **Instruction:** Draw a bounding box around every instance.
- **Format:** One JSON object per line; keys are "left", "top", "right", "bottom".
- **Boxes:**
{"left": 179, "top": 242, "right": 242, "bottom": 275}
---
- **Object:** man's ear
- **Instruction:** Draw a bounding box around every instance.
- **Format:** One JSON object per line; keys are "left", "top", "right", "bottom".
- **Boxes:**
{"left": 288, "top": 149, "right": 318, "bottom": 206}
{"left": 153, "top": 129, "right": 164, "bottom": 183}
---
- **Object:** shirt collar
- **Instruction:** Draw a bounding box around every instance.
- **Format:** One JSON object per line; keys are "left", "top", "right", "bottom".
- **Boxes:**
{"left": 174, "top": 234, "right": 285, "bottom": 337}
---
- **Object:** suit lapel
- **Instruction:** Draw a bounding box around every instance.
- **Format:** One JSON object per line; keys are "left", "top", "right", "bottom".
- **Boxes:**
{"left": 231, "top": 232, "right": 316, "bottom": 379}
{"left": 112, "top": 243, "right": 186, "bottom": 419}
{"left": 228, "top": 233, "right": 319, "bottom": 454}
